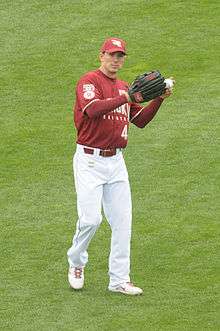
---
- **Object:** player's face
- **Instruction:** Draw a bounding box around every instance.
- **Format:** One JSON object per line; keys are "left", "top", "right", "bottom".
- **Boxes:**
{"left": 99, "top": 51, "right": 126, "bottom": 75}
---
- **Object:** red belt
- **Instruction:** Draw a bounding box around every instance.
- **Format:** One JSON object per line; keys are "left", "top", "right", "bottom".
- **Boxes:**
{"left": 83, "top": 147, "right": 117, "bottom": 157}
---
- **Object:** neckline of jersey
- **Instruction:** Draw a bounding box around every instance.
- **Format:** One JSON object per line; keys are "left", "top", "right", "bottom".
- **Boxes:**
{"left": 97, "top": 69, "right": 117, "bottom": 82}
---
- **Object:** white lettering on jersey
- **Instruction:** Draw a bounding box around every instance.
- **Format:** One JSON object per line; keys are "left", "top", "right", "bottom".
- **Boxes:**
{"left": 114, "top": 104, "right": 128, "bottom": 116}
{"left": 121, "top": 124, "right": 128, "bottom": 140}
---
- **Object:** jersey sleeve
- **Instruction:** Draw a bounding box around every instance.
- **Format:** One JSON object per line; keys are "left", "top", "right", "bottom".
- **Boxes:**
{"left": 129, "top": 98, "right": 163, "bottom": 128}
{"left": 129, "top": 102, "right": 143, "bottom": 122}
{"left": 76, "top": 73, "right": 102, "bottom": 112}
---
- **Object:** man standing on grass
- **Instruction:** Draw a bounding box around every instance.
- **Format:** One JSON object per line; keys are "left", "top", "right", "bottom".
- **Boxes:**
{"left": 67, "top": 37, "right": 174, "bottom": 295}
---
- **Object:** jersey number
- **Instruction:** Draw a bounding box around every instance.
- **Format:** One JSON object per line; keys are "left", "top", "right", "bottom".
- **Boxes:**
{"left": 121, "top": 125, "right": 128, "bottom": 140}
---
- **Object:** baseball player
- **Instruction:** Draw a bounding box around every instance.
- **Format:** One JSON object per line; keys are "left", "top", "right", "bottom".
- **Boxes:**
{"left": 67, "top": 37, "right": 174, "bottom": 295}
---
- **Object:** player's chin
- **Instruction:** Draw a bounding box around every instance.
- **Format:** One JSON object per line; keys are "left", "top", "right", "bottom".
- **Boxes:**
{"left": 110, "top": 65, "right": 120, "bottom": 72}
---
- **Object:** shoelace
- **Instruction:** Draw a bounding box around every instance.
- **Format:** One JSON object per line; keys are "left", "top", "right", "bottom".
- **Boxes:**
{"left": 74, "top": 267, "right": 83, "bottom": 279}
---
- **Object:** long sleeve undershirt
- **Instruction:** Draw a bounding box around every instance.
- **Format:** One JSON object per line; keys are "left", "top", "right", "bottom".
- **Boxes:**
{"left": 131, "top": 98, "right": 163, "bottom": 128}
{"left": 84, "top": 95, "right": 128, "bottom": 118}
{"left": 84, "top": 95, "right": 163, "bottom": 127}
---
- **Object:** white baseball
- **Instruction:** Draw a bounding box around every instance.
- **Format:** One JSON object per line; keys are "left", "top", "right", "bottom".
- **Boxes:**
{"left": 164, "top": 78, "right": 174, "bottom": 89}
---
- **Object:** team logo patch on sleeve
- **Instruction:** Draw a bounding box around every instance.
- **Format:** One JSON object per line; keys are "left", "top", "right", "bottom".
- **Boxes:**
{"left": 83, "top": 84, "right": 95, "bottom": 99}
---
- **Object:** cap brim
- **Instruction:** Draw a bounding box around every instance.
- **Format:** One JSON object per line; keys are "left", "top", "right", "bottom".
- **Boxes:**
{"left": 106, "top": 47, "right": 126, "bottom": 54}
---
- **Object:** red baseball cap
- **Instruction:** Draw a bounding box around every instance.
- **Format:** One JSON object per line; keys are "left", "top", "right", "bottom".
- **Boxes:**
{"left": 100, "top": 37, "right": 126, "bottom": 54}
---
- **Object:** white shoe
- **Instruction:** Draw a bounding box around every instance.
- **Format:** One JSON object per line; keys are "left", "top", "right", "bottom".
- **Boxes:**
{"left": 68, "top": 267, "right": 84, "bottom": 290}
{"left": 108, "top": 282, "right": 143, "bottom": 295}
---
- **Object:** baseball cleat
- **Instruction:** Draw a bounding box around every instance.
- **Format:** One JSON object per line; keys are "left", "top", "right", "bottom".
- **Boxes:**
{"left": 68, "top": 266, "right": 84, "bottom": 290}
{"left": 108, "top": 282, "right": 143, "bottom": 295}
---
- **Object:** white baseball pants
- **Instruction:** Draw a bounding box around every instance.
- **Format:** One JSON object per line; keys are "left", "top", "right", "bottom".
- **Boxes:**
{"left": 67, "top": 144, "right": 132, "bottom": 288}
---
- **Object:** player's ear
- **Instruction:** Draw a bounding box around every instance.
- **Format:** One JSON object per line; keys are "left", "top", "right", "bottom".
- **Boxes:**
{"left": 99, "top": 51, "right": 105, "bottom": 62}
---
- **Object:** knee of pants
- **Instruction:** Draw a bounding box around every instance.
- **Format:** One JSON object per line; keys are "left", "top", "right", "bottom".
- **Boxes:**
{"left": 80, "top": 213, "right": 102, "bottom": 228}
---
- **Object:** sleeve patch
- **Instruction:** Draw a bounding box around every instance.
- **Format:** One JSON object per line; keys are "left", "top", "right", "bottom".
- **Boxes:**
{"left": 83, "top": 91, "right": 95, "bottom": 99}
{"left": 83, "top": 84, "right": 95, "bottom": 99}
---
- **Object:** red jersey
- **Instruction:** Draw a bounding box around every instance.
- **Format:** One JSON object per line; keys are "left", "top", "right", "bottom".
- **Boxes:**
{"left": 73, "top": 69, "right": 143, "bottom": 149}
{"left": 73, "top": 69, "right": 163, "bottom": 149}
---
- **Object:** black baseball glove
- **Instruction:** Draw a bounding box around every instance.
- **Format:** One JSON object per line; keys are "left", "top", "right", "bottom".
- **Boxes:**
{"left": 128, "top": 70, "right": 166, "bottom": 103}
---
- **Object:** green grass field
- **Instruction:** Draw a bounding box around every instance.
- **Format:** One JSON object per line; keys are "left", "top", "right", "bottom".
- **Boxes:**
{"left": 1, "top": 1, "right": 220, "bottom": 330}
